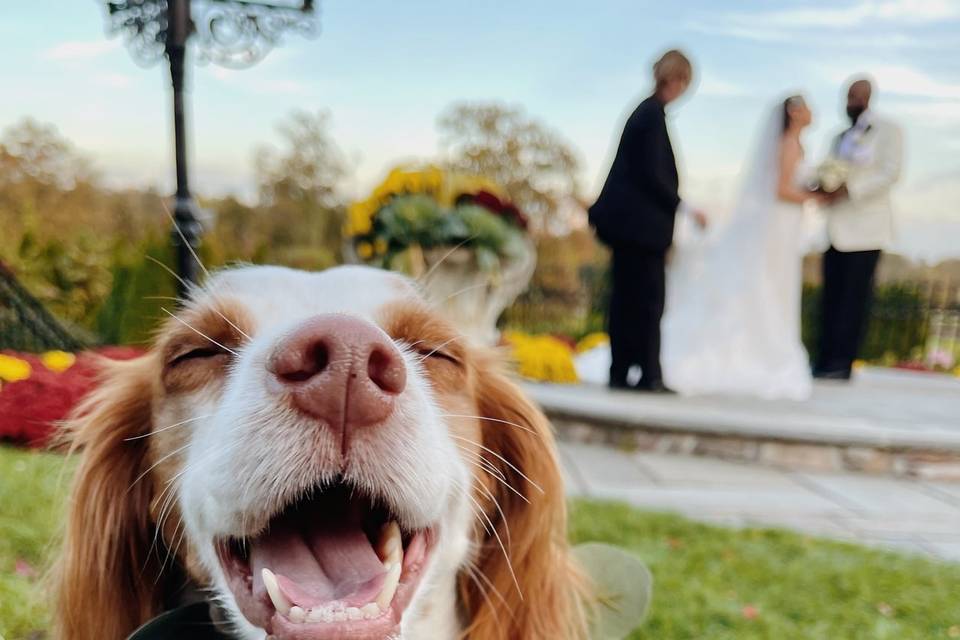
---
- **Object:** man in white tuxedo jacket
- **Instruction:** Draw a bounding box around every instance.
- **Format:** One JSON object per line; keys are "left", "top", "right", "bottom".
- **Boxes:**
{"left": 815, "top": 78, "right": 904, "bottom": 380}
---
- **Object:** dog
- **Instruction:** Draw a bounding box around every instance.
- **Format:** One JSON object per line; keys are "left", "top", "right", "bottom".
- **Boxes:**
{"left": 53, "top": 265, "right": 587, "bottom": 640}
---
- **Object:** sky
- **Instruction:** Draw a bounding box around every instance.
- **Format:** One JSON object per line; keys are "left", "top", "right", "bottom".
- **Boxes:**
{"left": 2, "top": 0, "right": 959, "bottom": 261}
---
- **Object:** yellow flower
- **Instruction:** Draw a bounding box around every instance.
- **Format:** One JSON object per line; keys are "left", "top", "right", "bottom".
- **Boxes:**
{"left": 346, "top": 201, "right": 374, "bottom": 236}
{"left": 0, "top": 354, "right": 32, "bottom": 382}
{"left": 504, "top": 331, "right": 578, "bottom": 384}
{"left": 374, "top": 238, "right": 388, "bottom": 255}
{"left": 576, "top": 332, "right": 610, "bottom": 353}
{"left": 356, "top": 241, "right": 374, "bottom": 260}
{"left": 41, "top": 350, "right": 77, "bottom": 373}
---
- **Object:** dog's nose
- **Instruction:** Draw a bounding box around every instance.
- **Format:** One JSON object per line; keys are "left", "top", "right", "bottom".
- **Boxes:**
{"left": 268, "top": 315, "right": 406, "bottom": 429}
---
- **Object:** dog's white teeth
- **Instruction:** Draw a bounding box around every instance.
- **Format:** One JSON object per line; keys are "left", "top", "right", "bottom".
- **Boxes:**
{"left": 288, "top": 605, "right": 306, "bottom": 623}
{"left": 305, "top": 608, "right": 328, "bottom": 623}
{"left": 377, "top": 521, "right": 403, "bottom": 566}
{"left": 261, "top": 568, "right": 292, "bottom": 616}
{"left": 376, "top": 561, "right": 403, "bottom": 611}
{"left": 287, "top": 602, "right": 383, "bottom": 624}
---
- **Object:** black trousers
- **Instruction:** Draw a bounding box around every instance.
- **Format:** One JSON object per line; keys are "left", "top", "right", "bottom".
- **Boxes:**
{"left": 608, "top": 248, "right": 667, "bottom": 385}
{"left": 817, "top": 246, "right": 881, "bottom": 373}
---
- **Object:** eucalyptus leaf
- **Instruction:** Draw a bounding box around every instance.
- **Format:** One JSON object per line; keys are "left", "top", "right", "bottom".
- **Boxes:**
{"left": 573, "top": 542, "right": 653, "bottom": 640}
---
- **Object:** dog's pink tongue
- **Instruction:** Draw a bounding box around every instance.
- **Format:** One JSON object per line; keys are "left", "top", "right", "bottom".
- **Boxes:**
{"left": 250, "top": 517, "right": 386, "bottom": 609}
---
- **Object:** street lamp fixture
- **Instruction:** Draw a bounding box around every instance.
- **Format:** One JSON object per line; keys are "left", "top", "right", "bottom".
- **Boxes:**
{"left": 103, "top": 0, "right": 317, "bottom": 295}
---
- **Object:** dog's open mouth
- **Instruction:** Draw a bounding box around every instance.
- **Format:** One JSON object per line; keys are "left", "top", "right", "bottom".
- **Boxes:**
{"left": 217, "top": 483, "right": 435, "bottom": 640}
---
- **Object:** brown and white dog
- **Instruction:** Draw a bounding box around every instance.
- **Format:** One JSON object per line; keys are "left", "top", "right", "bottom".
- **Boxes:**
{"left": 53, "top": 265, "right": 587, "bottom": 640}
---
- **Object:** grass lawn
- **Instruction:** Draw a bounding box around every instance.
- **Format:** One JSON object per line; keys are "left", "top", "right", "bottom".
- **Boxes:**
{"left": 2, "top": 443, "right": 959, "bottom": 639}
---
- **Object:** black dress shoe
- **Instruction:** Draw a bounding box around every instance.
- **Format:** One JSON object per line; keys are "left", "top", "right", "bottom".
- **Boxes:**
{"left": 812, "top": 368, "right": 851, "bottom": 381}
{"left": 634, "top": 380, "right": 676, "bottom": 394}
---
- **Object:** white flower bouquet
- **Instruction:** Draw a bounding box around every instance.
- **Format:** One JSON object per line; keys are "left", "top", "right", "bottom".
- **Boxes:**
{"left": 817, "top": 158, "right": 850, "bottom": 193}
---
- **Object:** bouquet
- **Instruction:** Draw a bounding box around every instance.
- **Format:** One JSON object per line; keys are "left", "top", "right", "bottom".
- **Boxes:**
{"left": 816, "top": 157, "right": 850, "bottom": 193}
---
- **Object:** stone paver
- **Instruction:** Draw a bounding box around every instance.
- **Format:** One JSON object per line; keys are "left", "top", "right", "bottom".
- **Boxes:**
{"left": 561, "top": 441, "right": 960, "bottom": 562}
{"left": 529, "top": 367, "right": 960, "bottom": 451}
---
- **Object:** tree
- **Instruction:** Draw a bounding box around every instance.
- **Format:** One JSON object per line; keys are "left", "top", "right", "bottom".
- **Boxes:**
{"left": 253, "top": 110, "right": 351, "bottom": 267}
{"left": 437, "top": 102, "right": 581, "bottom": 235}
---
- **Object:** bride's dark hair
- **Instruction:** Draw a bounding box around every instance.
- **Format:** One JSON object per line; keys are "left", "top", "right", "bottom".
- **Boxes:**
{"left": 782, "top": 95, "right": 805, "bottom": 132}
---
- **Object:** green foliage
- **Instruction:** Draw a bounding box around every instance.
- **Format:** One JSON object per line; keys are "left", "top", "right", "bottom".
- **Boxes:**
{"left": 94, "top": 234, "right": 178, "bottom": 346}
{"left": 370, "top": 195, "right": 524, "bottom": 270}
{"left": 9, "top": 230, "right": 113, "bottom": 332}
{"left": 0, "top": 446, "right": 73, "bottom": 639}
{"left": 802, "top": 283, "right": 929, "bottom": 363}
{"left": 570, "top": 499, "right": 960, "bottom": 640}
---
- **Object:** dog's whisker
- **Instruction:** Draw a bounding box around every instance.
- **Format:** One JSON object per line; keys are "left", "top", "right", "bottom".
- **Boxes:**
{"left": 160, "top": 307, "right": 239, "bottom": 356}
{"left": 441, "top": 281, "right": 490, "bottom": 303}
{"left": 464, "top": 557, "right": 513, "bottom": 616}
{"left": 127, "top": 442, "right": 193, "bottom": 494}
{"left": 415, "top": 336, "right": 462, "bottom": 363}
{"left": 416, "top": 235, "right": 477, "bottom": 285}
{"left": 441, "top": 413, "right": 539, "bottom": 436}
{"left": 456, "top": 446, "right": 529, "bottom": 504}
{"left": 461, "top": 563, "right": 508, "bottom": 636}
{"left": 145, "top": 255, "right": 195, "bottom": 297}
{"left": 464, "top": 490, "right": 522, "bottom": 600}
{"left": 450, "top": 434, "right": 544, "bottom": 494}
{"left": 124, "top": 414, "right": 214, "bottom": 441}
{"left": 471, "top": 474, "right": 515, "bottom": 548}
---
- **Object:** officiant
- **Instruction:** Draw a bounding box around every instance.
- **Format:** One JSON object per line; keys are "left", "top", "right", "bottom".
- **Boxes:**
{"left": 589, "top": 49, "right": 706, "bottom": 393}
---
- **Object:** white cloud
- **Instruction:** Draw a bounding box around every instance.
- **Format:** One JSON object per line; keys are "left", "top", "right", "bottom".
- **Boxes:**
{"left": 820, "top": 62, "right": 960, "bottom": 97}
{"left": 697, "top": 76, "right": 746, "bottom": 97}
{"left": 734, "top": 0, "right": 959, "bottom": 29}
{"left": 41, "top": 39, "right": 119, "bottom": 61}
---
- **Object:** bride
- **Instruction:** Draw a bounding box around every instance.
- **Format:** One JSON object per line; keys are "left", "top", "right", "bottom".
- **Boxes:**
{"left": 579, "top": 95, "right": 823, "bottom": 399}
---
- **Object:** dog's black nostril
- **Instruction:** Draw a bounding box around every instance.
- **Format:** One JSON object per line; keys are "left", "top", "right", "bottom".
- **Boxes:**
{"left": 277, "top": 340, "right": 329, "bottom": 383}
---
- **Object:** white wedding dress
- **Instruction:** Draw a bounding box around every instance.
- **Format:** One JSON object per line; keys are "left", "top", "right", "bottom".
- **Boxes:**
{"left": 578, "top": 104, "right": 815, "bottom": 400}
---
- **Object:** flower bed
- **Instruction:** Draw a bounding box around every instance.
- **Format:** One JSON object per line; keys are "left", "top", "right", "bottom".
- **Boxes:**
{"left": 0, "top": 347, "right": 142, "bottom": 448}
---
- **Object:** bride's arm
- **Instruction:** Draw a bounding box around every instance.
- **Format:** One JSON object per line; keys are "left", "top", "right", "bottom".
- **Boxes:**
{"left": 777, "top": 139, "right": 812, "bottom": 205}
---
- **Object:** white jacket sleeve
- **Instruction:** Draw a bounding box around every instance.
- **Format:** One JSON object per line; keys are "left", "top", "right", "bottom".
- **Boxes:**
{"left": 846, "top": 123, "right": 904, "bottom": 202}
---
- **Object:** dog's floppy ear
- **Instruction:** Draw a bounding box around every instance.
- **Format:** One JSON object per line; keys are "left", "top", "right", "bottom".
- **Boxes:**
{"left": 53, "top": 355, "right": 166, "bottom": 640}
{"left": 458, "top": 351, "right": 588, "bottom": 640}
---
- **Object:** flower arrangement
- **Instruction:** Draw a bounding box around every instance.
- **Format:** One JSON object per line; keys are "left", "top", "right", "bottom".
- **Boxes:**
{"left": 503, "top": 331, "right": 579, "bottom": 384}
{"left": 346, "top": 165, "right": 529, "bottom": 274}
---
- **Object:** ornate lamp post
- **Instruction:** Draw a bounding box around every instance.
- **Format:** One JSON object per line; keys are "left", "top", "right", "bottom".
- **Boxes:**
{"left": 103, "top": 0, "right": 317, "bottom": 295}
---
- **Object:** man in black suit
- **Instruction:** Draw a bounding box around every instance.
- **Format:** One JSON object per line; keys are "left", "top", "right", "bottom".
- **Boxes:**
{"left": 589, "top": 49, "right": 706, "bottom": 393}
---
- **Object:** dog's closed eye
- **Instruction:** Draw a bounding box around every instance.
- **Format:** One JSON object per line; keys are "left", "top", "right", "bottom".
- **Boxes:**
{"left": 416, "top": 346, "right": 461, "bottom": 367}
{"left": 168, "top": 345, "right": 230, "bottom": 367}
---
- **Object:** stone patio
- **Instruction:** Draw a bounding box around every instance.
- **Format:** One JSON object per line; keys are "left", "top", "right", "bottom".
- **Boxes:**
{"left": 527, "top": 367, "right": 960, "bottom": 479}
{"left": 560, "top": 441, "right": 960, "bottom": 562}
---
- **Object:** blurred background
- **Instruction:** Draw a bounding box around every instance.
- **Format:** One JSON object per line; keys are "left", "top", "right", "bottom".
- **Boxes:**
{"left": 1, "top": 0, "right": 958, "bottom": 365}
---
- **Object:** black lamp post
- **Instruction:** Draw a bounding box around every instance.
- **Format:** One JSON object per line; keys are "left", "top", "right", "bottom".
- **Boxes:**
{"left": 103, "top": 0, "right": 317, "bottom": 296}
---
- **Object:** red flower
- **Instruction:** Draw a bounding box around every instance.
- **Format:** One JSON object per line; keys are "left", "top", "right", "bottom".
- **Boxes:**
{"left": 0, "top": 347, "right": 143, "bottom": 448}
{"left": 464, "top": 190, "right": 529, "bottom": 230}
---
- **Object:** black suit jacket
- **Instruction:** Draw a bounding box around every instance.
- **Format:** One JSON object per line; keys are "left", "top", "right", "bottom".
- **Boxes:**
{"left": 589, "top": 96, "right": 681, "bottom": 251}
